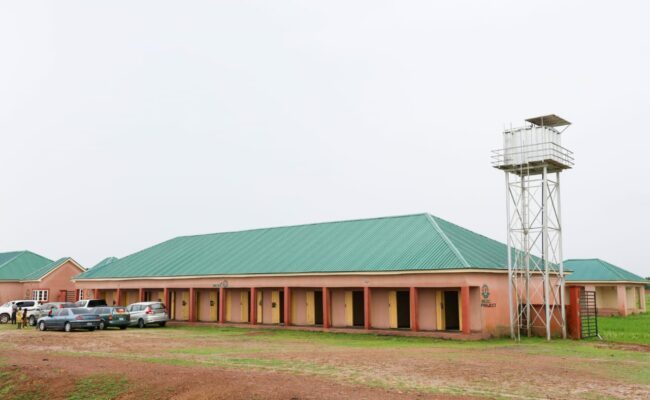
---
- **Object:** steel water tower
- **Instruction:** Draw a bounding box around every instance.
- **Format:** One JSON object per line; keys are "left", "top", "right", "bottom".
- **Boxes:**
{"left": 492, "top": 115, "right": 574, "bottom": 340}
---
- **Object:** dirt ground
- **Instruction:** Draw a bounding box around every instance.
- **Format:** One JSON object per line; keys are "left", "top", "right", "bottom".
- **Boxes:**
{"left": 1, "top": 324, "right": 649, "bottom": 399}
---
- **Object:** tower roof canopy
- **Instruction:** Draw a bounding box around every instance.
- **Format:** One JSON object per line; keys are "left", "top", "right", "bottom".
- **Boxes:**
{"left": 526, "top": 114, "right": 571, "bottom": 128}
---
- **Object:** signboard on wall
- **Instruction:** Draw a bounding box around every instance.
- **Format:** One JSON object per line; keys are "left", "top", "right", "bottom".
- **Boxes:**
{"left": 480, "top": 284, "right": 496, "bottom": 308}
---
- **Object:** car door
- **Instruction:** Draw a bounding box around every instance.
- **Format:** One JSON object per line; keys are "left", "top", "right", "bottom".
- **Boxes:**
{"left": 52, "top": 309, "right": 68, "bottom": 329}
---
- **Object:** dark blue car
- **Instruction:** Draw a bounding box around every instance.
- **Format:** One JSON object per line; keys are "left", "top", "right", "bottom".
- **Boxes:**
{"left": 37, "top": 308, "right": 101, "bottom": 332}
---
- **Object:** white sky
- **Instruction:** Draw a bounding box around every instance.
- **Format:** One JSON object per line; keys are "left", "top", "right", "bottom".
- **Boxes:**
{"left": 1, "top": 1, "right": 648, "bottom": 277}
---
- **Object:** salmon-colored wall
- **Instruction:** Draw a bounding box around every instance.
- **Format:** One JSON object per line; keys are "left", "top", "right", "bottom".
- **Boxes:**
{"left": 370, "top": 289, "right": 390, "bottom": 329}
{"left": 418, "top": 288, "right": 437, "bottom": 331}
{"left": 22, "top": 261, "right": 83, "bottom": 302}
{"left": 0, "top": 282, "right": 25, "bottom": 304}
{"left": 75, "top": 271, "right": 530, "bottom": 336}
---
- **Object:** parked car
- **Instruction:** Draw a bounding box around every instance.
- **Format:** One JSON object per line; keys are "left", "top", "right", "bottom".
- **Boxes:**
{"left": 37, "top": 308, "right": 100, "bottom": 332}
{"left": 95, "top": 306, "right": 130, "bottom": 330}
{"left": 0, "top": 300, "right": 41, "bottom": 324}
{"left": 126, "top": 302, "right": 168, "bottom": 328}
{"left": 29, "top": 302, "right": 76, "bottom": 326}
{"left": 74, "top": 299, "right": 108, "bottom": 308}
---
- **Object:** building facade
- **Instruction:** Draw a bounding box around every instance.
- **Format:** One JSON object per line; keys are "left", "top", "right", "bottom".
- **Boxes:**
{"left": 0, "top": 251, "right": 85, "bottom": 305}
{"left": 74, "top": 214, "right": 567, "bottom": 338}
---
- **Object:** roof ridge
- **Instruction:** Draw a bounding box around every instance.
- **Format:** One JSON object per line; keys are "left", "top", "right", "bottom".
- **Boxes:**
{"left": 425, "top": 214, "right": 470, "bottom": 268}
{"left": 596, "top": 259, "right": 632, "bottom": 281}
{"left": 175, "top": 213, "right": 431, "bottom": 240}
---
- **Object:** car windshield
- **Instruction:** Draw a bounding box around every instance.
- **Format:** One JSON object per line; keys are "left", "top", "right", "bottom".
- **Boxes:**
{"left": 71, "top": 308, "right": 92, "bottom": 315}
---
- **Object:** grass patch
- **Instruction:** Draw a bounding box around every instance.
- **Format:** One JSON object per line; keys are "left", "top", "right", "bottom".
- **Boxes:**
{"left": 67, "top": 374, "right": 129, "bottom": 400}
{"left": 597, "top": 297, "right": 650, "bottom": 345}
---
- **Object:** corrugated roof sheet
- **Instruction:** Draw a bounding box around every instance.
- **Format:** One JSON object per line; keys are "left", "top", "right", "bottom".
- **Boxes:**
{"left": 91, "top": 257, "right": 119, "bottom": 270}
{"left": 564, "top": 259, "right": 646, "bottom": 283}
{"left": 0, "top": 251, "right": 53, "bottom": 281}
{"left": 76, "top": 213, "right": 513, "bottom": 280}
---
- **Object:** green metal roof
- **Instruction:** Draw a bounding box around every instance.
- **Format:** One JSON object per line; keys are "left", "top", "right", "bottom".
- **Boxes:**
{"left": 564, "top": 259, "right": 646, "bottom": 283}
{"left": 76, "top": 213, "right": 514, "bottom": 280}
{"left": 91, "top": 257, "right": 119, "bottom": 270}
{"left": 0, "top": 251, "right": 53, "bottom": 281}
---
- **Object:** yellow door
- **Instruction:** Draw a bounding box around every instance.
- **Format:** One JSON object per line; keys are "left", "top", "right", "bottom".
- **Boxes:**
{"left": 344, "top": 291, "right": 353, "bottom": 326}
{"left": 241, "top": 291, "right": 249, "bottom": 322}
{"left": 388, "top": 290, "right": 398, "bottom": 329}
{"left": 181, "top": 291, "right": 190, "bottom": 320}
{"left": 210, "top": 291, "right": 218, "bottom": 321}
{"left": 256, "top": 291, "right": 263, "bottom": 323}
{"left": 436, "top": 290, "right": 445, "bottom": 330}
{"left": 271, "top": 290, "right": 280, "bottom": 324}
{"left": 196, "top": 291, "right": 202, "bottom": 321}
{"left": 306, "top": 291, "right": 315, "bottom": 325}
{"left": 129, "top": 291, "right": 138, "bottom": 306}
{"left": 104, "top": 291, "right": 114, "bottom": 306}
{"left": 226, "top": 291, "right": 232, "bottom": 321}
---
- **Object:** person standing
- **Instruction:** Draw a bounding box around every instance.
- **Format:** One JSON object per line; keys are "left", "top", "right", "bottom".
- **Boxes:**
{"left": 22, "top": 308, "right": 28, "bottom": 329}
{"left": 10, "top": 303, "right": 17, "bottom": 325}
{"left": 16, "top": 307, "right": 22, "bottom": 329}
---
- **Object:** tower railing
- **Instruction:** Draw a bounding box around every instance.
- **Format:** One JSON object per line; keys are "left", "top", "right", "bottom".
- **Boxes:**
{"left": 491, "top": 142, "right": 574, "bottom": 172}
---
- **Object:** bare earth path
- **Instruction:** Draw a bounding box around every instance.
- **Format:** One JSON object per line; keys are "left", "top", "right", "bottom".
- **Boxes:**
{"left": 1, "top": 324, "right": 649, "bottom": 399}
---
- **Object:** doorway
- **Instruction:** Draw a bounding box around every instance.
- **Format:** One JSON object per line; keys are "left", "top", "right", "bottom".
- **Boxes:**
{"left": 352, "top": 290, "right": 364, "bottom": 327}
{"left": 396, "top": 291, "right": 411, "bottom": 329}
{"left": 444, "top": 290, "right": 460, "bottom": 330}
{"left": 314, "top": 291, "right": 323, "bottom": 325}
{"left": 279, "top": 291, "right": 285, "bottom": 324}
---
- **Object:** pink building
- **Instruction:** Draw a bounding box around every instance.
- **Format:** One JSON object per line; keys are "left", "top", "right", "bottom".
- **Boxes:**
{"left": 75, "top": 213, "right": 568, "bottom": 338}
{"left": 0, "top": 251, "right": 85, "bottom": 306}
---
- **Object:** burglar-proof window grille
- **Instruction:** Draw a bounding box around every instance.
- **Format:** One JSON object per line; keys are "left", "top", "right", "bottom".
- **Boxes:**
{"left": 78, "top": 289, "right": 85, "bottom": 300}
{"left": 32, "top": 289, "right": 49, "bottom": 302}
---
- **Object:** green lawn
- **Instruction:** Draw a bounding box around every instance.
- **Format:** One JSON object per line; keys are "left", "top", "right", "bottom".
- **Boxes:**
{"left": 597, "top": 296, "right": 650, "bottom": 345}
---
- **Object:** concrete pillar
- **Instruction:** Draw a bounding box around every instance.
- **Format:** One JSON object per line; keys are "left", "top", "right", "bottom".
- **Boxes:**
{"left": 163, "top": 288, "right": 169, "bottom": 308}
{"left": 322, "top": 287, "right": 330, "bottom": 329}
{"left": 115, "top": 288, "right": 122, "bottom": 306}
{"left": 410, "top": 287, "right": 419, "bottom": 332}
{"left": 219, "top": 287, "right": 225, "bottom": 323}
{"left": 189, "top": 288, "right": 197, "bottom": 322}
{"left": 284, "top": 287, "right": 291, "bottom": 326}
{"left": 363, "top": 287, "right": 371, "bottom": 330}
{"left": 139, "top": 288, "right": 145, "bottom": 302}
{"left": 250, "top": 288, "right": 257, "bottom": 325}
{"left": 568, "top": 286, "right": 581, "bottom": 339}
{"left": 461, "top": 286, "right": 470, "bottom": 335}
{"left": 95, "top": 289, "right": 101, "bottom": 299}
{"left": 617, "top": 285, "right": 628, "bottom": 316}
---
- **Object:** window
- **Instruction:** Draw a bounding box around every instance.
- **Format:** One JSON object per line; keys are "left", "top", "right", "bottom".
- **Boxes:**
{"left": 18, "top": 301, "right": 36, "bottom": 308}
{"left": 32, "top": 290, "right": 48, "bottom": 302}
{"left": 78, "top": 289, "right": 85, "bottom": 301}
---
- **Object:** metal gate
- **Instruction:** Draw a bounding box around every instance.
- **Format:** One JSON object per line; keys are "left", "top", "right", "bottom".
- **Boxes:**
{"left": 580, "top": 290, "right": 598, "bottom": 339}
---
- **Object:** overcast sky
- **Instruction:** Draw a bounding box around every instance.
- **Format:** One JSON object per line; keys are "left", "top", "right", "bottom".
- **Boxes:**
{"left": 1, "top": 1, "right": 648, "bottom": 277}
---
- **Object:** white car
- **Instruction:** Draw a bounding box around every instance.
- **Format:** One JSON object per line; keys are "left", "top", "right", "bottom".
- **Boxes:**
{"left": 74, "top": 299, "right": 108, "bottom": 308}
{"left": 0, "top": 300, "right": 41, "bottom": 324}
{"left": 127, "top": 302, "right": 168, "bottom": 328}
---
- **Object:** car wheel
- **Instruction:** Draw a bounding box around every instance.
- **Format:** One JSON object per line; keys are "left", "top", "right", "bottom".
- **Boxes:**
{"left": 137, "top": 319, "right": 145, "bottom": 329}
{"left": 159, "top": 322, "right": 166, "bottom": 327}
{"left": 38, "top": 321, "right": 47, "bottom": 331}
{"left": 119, "top": 326, "right": 127, "bottom": 330}
{"left": 0, "top": 314, "right": 9, "bottom": 324}
{"left": 99, "top": 321, "right": 106, "bottom": 330}
{"left": 64, "top": 322, "right": 72, "bottom": 332}
{"left": 29, "top": 316, "right": 36, "bottom": 326}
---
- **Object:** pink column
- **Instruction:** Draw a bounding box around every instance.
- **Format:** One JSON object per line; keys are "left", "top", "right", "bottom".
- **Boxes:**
{"left": 189, "top": 288, "right": 197, "bottom": 322}
{"left": 410, "top": 287, "right": 419, "bottom": 332}
{"left": 139, "top": 288, "right": 145, "bottom": 302}
{"left": 284, "top": 287, "right": 291, "bottom": 326}
{"left": 568, "top": 286, "right": 581, "bottom": 339}
{"left": 364, "top": 287, "right": 371, "bottom": 330}
{"left": 617, "top": 285, "right": 628, "bottom": 316}
{"left": 115, "top": 288, "right": 122, "bottom": 306}
{"left": 219, "top": 287, "right": 226, "bottom": 323}
{"left": 250, "top": 288, "right": 257, "bottom": 325}
{"left": 322, "top": 287, "right": 330, "bottom": 329}
{"left": 461, "top": 286, "right": 470, "bottom": 335}
{"left": 163, "top": 288, "right": 169, "bottom": 307}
